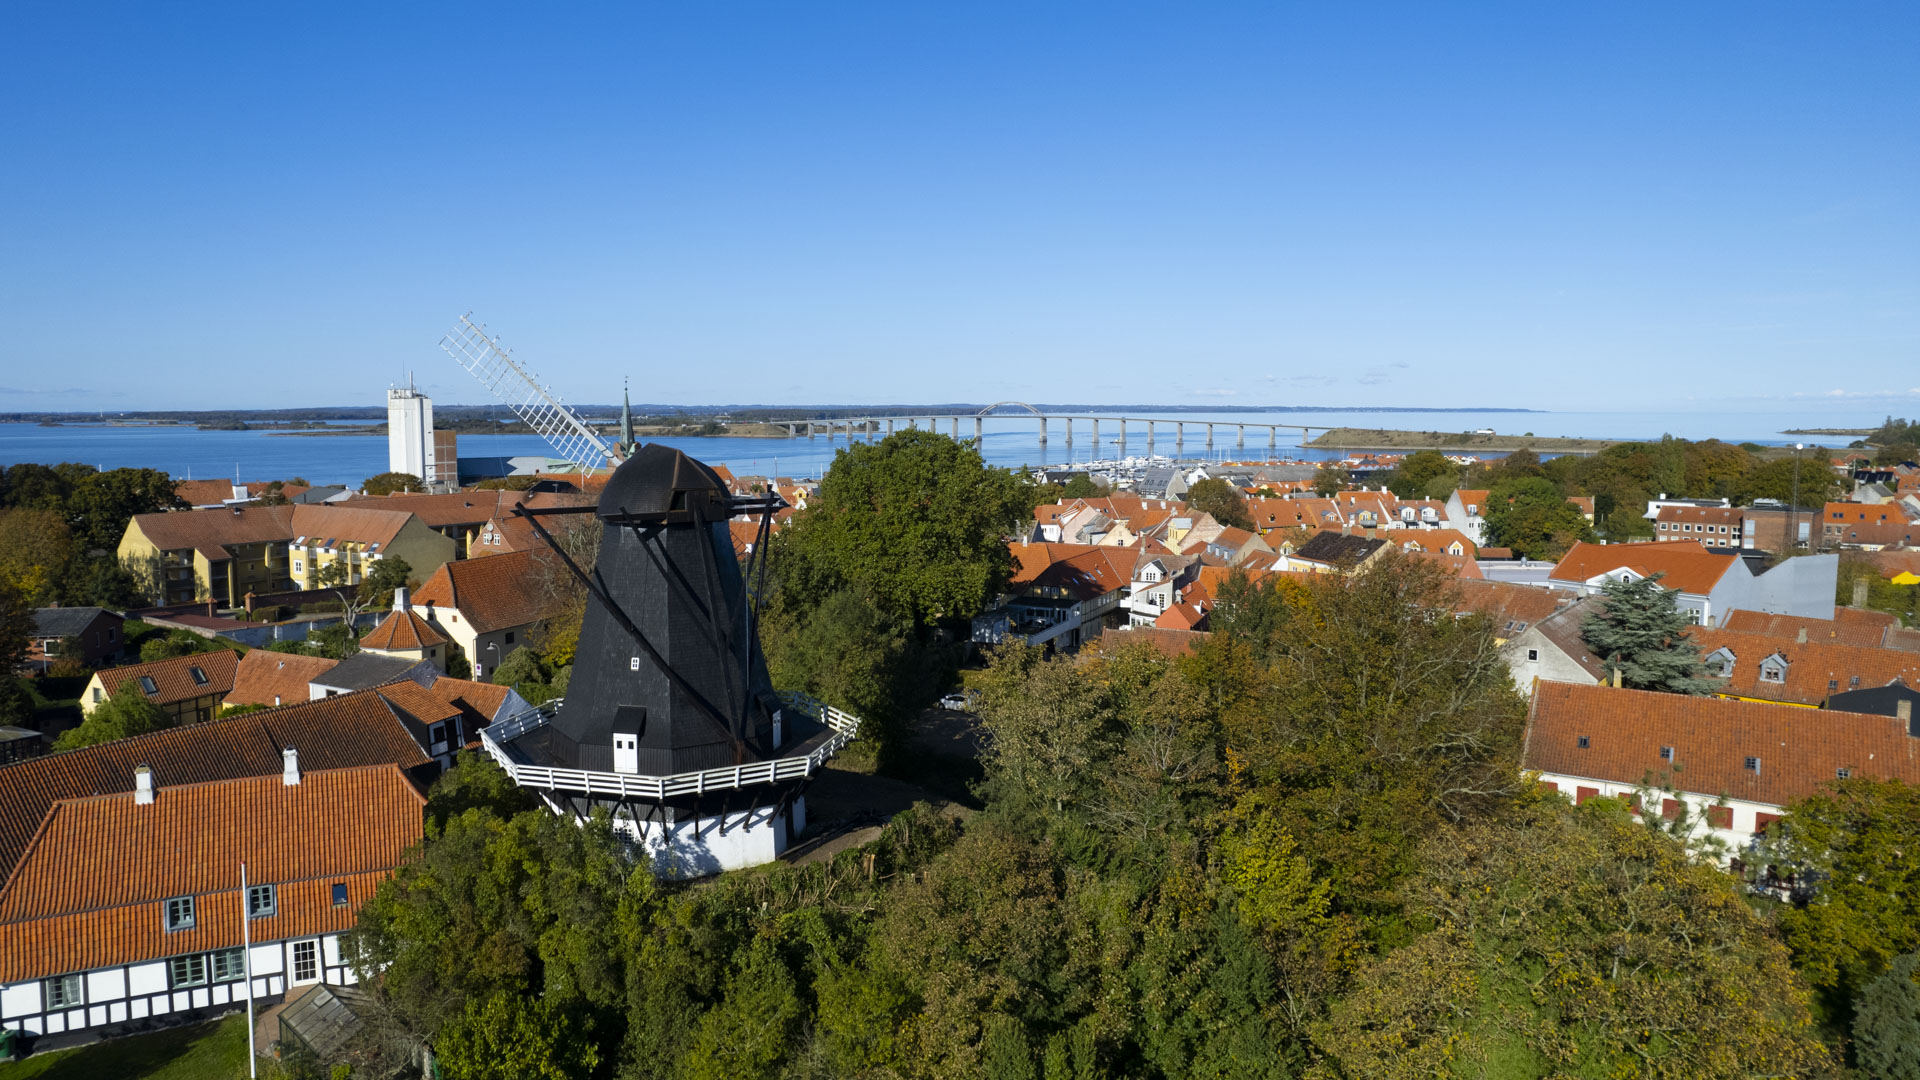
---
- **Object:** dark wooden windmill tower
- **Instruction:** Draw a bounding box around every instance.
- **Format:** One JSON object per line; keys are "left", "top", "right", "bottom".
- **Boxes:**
{"left": 478, "top": 444, "right": 859, "bottom": 875}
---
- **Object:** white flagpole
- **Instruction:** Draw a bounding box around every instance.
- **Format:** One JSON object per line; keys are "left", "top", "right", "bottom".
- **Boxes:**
{"left": 241, "top": 861, "right": 257, "bottom": 1078}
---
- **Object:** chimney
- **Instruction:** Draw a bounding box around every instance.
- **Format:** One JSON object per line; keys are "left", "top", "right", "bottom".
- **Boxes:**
{"left": 1897, "top": 699, "right": 1911, "bottom": 724}
{"left": 134, "top": 764, "right": 154, "bottom": 805}
{"left": 1853, "top": 578, "right": 1870, "bottom": 608}
{"left": 1612, "top": 665, "right": 1623, "bottom": 688}
{"left": 244, "top": 591, "right": 256, "bottom": 616}
{"left": 393, "top": 586, "right": 410, "bottom": 613}
{"left": 1796, "top": 627, "right": 1808, "bottom": 644}
{"left": 282, "top": 747, "right": 300, "bottom": 786}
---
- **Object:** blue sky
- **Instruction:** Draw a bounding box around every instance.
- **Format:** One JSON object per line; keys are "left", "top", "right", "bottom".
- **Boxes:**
{"left": 2, "top": 3, "right": 1915, "bottom": 414}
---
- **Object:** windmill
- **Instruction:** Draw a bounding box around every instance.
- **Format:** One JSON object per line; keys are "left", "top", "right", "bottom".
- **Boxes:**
{"left": 438, "top": 313, "right": 620, "bottom": 473}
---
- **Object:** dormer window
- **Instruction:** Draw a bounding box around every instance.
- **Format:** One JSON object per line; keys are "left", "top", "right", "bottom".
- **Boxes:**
{"left": 1758, "top": 655, "right": 1788, "bottom": 684}
{"left": 1659, "top": 746, "right": 1674, "bottom": 761}
{"left": 1704, "top": 648, "right": 1736, "bottom": 679}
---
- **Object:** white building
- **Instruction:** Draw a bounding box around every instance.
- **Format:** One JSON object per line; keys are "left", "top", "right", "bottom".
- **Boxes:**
{"left": 1521, "top": 681, "right": 1920, "bottom": 865}
{"left": 0, "top": 759, "right": 424, "bottom": 1049}
{"left": 386, "top": 383, "right": 437, "bottom": 484}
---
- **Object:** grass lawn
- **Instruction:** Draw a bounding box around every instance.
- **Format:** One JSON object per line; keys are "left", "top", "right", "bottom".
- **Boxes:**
{"left": 0, "top": 1013, "right": 253, "bottom": 1080}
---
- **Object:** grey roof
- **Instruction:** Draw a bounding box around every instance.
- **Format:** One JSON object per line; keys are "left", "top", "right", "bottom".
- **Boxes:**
{"left": 1291, "top": 531, "right": 1386, "bottom": 565}
{"left": 1529, "top": 597, "right": 1610, "bottom": 682}
{"left": 289, "top": 485, "right": 348, "bottom": 504}
{"left": 30, "top": 607, "right": 116, "bottom": 639}
{"left": 1824, "top": 679, "right": 1919, "bottom": 734}
{"left": 312, "top": 652, "right": 431, "bottom": 692}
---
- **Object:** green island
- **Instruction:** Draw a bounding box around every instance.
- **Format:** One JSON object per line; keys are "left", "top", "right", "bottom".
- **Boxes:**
{"left": 1307, "top": 426, "right": 1622, "bottom": 454}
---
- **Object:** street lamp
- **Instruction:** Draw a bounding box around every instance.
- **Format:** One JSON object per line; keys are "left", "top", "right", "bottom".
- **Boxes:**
{"left": 484, "top": 641, "right": 500, "bottom": 679}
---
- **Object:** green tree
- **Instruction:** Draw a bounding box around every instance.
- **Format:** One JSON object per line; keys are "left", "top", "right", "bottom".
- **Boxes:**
{"left": 1479, "top": 477, "right": 1593, "bottom": 559}
{"left": 139, "top": 629, "right": 224, "bottom": 662}
{"left": 54, "top": 680, "right": 169, "bottom": 750}
{"left": 1854, "top": 952, "right": 1920, "bottom": 1080}
{"left": 357, "top": 556, "right": 413, "bottom": 611}
{"left": 1381, "top": 449, "right": 1457, "bottom": 500}
{"left": 1186, "top": 477, "right": 1253, "bottom": 531}
{"left": 490, "top": 645, "right": 555, "bottom": 704}
{"left": 304, "top": 622, "right": 360, "bottom": 659}
{"left": 1763, "top": 779, "right": 1920, "bottom": 1023}
{"left": 1312, "top": 466, "right": 1350, "bottom": 497}
{"left": 1060, "top": 474, "right": 1108, "bottom": 499}
{"left": 761, "top": 587, "right": 912, "bottom": 767}
{"left": 771, "top": 429, "right": 1026, "bottom": 630}
{"left": 1579, "top": 573, "right": 1720, "bottom": 693}
{"left": 66, "top": 467, "right": 185, "bottom": 552}
{"left": 361, "top": 471, "right": 425, "bottom": 496}
{"left": 1737, "top": 454, "right": 1842, "bottom": 507}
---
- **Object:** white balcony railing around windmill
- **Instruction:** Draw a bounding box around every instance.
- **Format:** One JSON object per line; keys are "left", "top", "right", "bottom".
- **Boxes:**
{"left": 477, "top": 692, "right": 860, "bottom": 800}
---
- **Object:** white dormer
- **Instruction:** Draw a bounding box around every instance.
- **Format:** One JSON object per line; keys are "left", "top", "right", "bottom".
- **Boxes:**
{"left": 1758, "top": 653, "right": 1789, "bottom": 684}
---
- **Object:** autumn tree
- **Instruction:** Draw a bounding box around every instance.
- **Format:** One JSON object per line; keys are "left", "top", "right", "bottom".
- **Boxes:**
{"left": 1311, "top": 466, "right": 1350, "bottom": 497}
{"left": 1185, "top": 477, "right": 1253, "bottom": 531}
{"left": 1380, "top": 449, "right": 1457, "bottom": 500}
{"left": 1579, "top": 573, "right": 1720, "bottom": 693}
{"left": 362, "top": 471, "right": 425, "bottom": 496}
{"left": 1320, "top": 796, "right": 1830, "bottom": 1077}
{"left": 1479, "top": 476, "right": 1593, "bottom": 559}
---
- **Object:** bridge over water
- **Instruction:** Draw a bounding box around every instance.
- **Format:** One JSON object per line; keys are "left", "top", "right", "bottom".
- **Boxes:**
{"left": 777, "top": 402, "right": 1331, "bottom": 458}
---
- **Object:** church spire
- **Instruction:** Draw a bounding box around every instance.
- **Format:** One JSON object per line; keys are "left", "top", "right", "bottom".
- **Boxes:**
{"left": 618, "top": 378, "right": 636, "bottom": 460}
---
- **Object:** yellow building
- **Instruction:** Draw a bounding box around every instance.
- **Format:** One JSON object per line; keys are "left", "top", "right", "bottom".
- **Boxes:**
{"left": 81, "top": 650, "right": 240, "bottom": 726}
{"left": 118, "top": 504, "right": 456, "bottom": 608}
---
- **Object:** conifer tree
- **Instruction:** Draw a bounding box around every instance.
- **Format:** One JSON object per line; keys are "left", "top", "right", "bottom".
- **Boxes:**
{"left": 1579, "top": 573, "right": 1721, "bottom": 694}
{"left": 1855, "top": 952, "right": 1920, "bottom": 1080}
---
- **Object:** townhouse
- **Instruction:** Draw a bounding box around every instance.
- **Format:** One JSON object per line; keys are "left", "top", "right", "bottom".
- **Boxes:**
{"left": 1522, "top": 681, "right": 1920, "bottom": 864}
{"left": 1279, "top": 531, "right": 1388, "bottom": 573}
{"left": 1652, "top": 505, "right": 1746, "bottom": 545}
{"left": 1821, "top": 501, "right": 1914, "bottom": 547}
{"left": 81, "top": 651, "right": 241, "bottom": 726}
{"left": 972, "top": 542, "right": 1133, "bottom": 652}
{"left": 1689, "top": 628, "right": 1920, "bottom": 708}
{"left": 26, "top": 607, "right": 124, "bottom": 672}
{"left": 0, "top": 762, "right": 424, "bottom": 1048}
{"left": 1546, "top": 540, "right": 1835, "bottom": 624}
{"left": 0, "top": 692, "right": 433, "bottom": 1047}
{"left": 118, "top": 504, "right": 456, "bottom": 608}
{"left": 404, "top": 549, "right": 563, "bottom": 680}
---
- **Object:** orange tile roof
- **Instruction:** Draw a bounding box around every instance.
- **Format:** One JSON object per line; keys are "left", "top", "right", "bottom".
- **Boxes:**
{"left": 1822, "top": 502, "right": 1910, "bottom": 526}
{"left": 0, "top": 765, "right": 425, "bottom": 982}
{"left": 429, "top": 677, "right": 512, "bottom": 727}
{"left": 374, "top": 679, "right": 462, "bottom": 722}
{"left": 1522, "top": 681, "right": 1920, "bottom": 809}
{"left": 1454, "top": 489, "right": 1492, "bottom": 513}
{"left": 0, "top": 690, "right": 429, "bottom": 880}
{"left": 1408, "top": 552, "right": 1484, "bottom": 578}
{"left": 360, "top": 609, "right": 448, "bottom": 651}
{"left": 174, "top": 479, "right": 239, "bottom": 507}
{"left": 1451, "top": 579, "right": 1570, "bottom": 629}
{"left": 1654, "top": 505, "right": 1744, "bottom": 525}
{"left": 1083, "top": 627, "right": 1210, "bottom": 657}
{"left": 1549, "top": 540, "right": 1737, "bottom": 596}
{"left": 130, "top": 505, "right": 297, "bottom": 553}
{"left": 1007, "top": 543, "right": 1133, "bottom": 600}
{"left": 410, "top": 548, "right": 559, "bottom": 634}
{"left": 1688, "top": 628, "right": 1920, "bottom": 706}
{"left": 226, "top": 651, "right": 340, "bottom": 708}
{"left": 1720, "top": 607, "right": 1898, "bottom": 648}
{"left": 94, "top": 650, "right": 240, "bottom": 708}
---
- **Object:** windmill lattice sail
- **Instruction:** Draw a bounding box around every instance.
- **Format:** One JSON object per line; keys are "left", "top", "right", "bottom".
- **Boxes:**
{"left": 439, "top": 313, "right": 618, "bottom": 472}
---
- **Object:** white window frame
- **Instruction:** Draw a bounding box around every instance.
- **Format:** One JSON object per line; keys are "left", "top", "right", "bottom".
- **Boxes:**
{"left": 291, "top": 940, "right": 319, "bottom": 984}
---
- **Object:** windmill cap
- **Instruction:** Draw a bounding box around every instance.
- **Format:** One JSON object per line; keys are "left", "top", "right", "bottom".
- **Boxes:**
{"left": 597, "top": 444, "right": 729, "bottom": 522}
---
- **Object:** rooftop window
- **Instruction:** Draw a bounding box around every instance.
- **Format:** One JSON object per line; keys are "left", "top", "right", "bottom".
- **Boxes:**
{"left": 189, "top": 666, "right": 208, "bottom": 686}
{"left": 1576, "top": 735, "right": 1590, "bottom": 749}
{"left": 1744, "top": 756, "right": 1761, "bottom": 774}
{"left": 1660, "top": 746, "right": 1674, "bottom": 761}
{"left": 138, "top": 676, "right": 159, "bottom": 695}
{"left": 164, "top": 895, "right": 195, "bottom": 932}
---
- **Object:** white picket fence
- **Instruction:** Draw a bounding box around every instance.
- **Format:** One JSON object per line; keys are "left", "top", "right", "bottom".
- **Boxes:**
{"left": 477, "top": 691, "right": 860, "bottom": 799}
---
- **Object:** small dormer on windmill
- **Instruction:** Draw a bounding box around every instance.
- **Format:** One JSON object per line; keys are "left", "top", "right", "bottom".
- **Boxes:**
{"left": 476, "top": 444, "right": 861, "bottom": 877}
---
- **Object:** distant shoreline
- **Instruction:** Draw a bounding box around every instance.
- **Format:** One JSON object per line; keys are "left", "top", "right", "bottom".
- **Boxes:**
{"left": 1307, "top": 427, "right": 1621, "bottom": 454}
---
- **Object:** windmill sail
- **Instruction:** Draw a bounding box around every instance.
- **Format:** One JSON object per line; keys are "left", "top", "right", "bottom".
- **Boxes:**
{"left": 439, "top": 313, "right": 618, "bottom": 472}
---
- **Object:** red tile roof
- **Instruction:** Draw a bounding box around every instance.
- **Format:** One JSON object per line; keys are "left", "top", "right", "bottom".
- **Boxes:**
{"left": 1008, "top": 543, "right": 1134, "bottom": 601}
{"left": 1522, "top": 681, "right": 1920, "bottom": 809}
{"left": 341, "top": 489, "right": 531, "bottom": 528}
{"left": 1451, "top": 579, "right": 1570, "bottom": 629}
{"left": 374, "top": 680, "right": 464, "bottom": 727}
{"left": 1083, "top": 627, "right": 1211, "bottom": 658}
{"left": 1823, "top": 502, "right": 1911, "bottom": 526}
{"left": 94, "top": 650, "right": 240, "bottom": 708}
{"left": 429, "top": 677, "right": 513, "bottom": 727}
{"left": 1720, "top": 607, "right": 1898, "bottom": 648}
{"left": 0, "top": 690, "right": 430, "bottom": 881}
{"left": 1549, "top": 540, "right": 1737, "bottom": 596}
{"left": 409, "top": 548, "right": 559, "bottom": 634}
{"left": 0, "top": 765, "right": 425, "bottom": 982}
{"left": 359, "top": 609, "right": 447, "bottom": 651}
{"left": 1689, "top": 628, "right": 1920, "bottom": 707}
{"left": 226, "top": 651, "right": 340, "bottom": 708}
